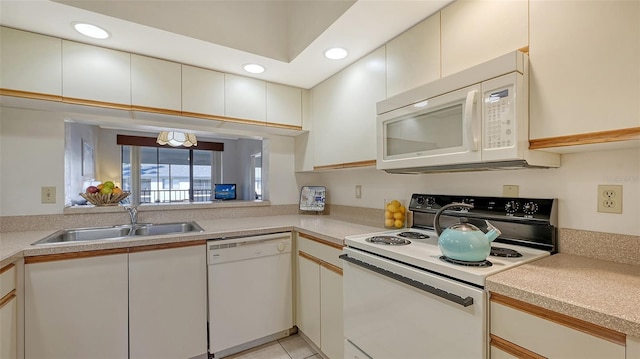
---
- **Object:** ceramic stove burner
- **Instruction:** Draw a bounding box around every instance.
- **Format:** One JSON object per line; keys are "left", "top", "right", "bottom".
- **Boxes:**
{"left": 439, "top": 256, "right": 493, "bottom": 267}
{"left": 490, "top": 247, "right": 523, "bottom": 258}
{"left": 397, "top": 231, "right": 429, "bottom": 239}
{"left": 366, "top": 236, "right": 411, "bottom": 246}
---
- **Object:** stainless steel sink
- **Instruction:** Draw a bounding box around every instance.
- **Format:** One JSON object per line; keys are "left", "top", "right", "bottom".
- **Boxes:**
{"left": 133, "top": 222, "right": 202, "bottom": 236}
{"left": 32, "top": 222, "right": 204, "bottom": 245}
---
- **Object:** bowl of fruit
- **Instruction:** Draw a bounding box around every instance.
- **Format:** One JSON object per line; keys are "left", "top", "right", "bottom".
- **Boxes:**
{"left": 80, "top": 181, "right": 130, "bottom": 206}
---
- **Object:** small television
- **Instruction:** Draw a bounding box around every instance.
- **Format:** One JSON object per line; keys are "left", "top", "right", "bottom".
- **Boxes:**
{"left": 214, "top": 184, "right": 236, "bottom": 200}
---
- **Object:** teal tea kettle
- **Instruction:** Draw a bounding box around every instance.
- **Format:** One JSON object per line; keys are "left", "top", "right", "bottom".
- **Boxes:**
{"left": 434, "top": 203, "right": 502, "bottom": 262}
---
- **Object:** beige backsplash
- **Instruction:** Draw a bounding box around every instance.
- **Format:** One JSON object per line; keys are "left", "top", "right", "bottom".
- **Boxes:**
{"left": 559, "top": 228, "right": 640, "bottom": 266}
{"left": 2, "top": 204, "right": 638, "bottom": 266}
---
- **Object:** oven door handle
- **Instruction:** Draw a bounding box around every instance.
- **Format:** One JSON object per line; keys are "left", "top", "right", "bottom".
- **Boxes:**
{"left": 339, "top": 254, "right": 474, "bottom": 307}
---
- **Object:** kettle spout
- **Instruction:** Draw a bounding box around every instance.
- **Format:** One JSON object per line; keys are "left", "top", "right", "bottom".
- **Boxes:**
{"left": 484, "top": 220, "right": 502, "bottom": 242}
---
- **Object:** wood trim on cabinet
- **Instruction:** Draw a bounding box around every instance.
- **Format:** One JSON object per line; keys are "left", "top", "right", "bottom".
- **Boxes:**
{"left": 0, "top": 290, "right": 16, "bottom": 309}
{"left": 0, "top": 263, "right": 15, "bottom": 275}
{"left": 490, "top": 292, "right": 626, "bottom": 346}
{"left": 298, "top": 250, "right": 343, "bottom": 276}
{"left": 298, "top": 233, "right": 344, "bottom": 250}
{"left": 130, "top": 104, "right": 183, "bottom": 117}
{"left": 128, "top": 239, "right": 206, "bottom": 253}
{"left": 63, "top": 96, "right": 133, "bottom": 111}
{"left": 25, "top": 248, "right": 129, "bottom": 264}
{"left": 1, "top": 88, "right": 303, "bottom": 132}
{"left": 313, "top": 159, "right": 376, "bottom": 171}
{"left": 490, "top": 334, "right": 547, "bottom": 359}
{"left": 529, "top": 127, "right": 640, "bottom": 149}
{"left": 0, "top": 88, "right": 62, "bottom": 102}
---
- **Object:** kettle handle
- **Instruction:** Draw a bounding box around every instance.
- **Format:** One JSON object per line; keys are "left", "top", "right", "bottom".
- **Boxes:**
{"left": 434, "top": 203, "right": 474, "bottom": 236}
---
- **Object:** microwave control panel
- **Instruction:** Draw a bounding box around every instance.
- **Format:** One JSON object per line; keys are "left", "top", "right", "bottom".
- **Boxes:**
{"left": 483, "top": 85, "right": 515, "bottom": 149}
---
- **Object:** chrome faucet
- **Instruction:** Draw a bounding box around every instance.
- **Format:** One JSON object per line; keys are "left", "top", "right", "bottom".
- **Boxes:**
{"left": 125, "top": 205, "right": 139, "bottom": 225}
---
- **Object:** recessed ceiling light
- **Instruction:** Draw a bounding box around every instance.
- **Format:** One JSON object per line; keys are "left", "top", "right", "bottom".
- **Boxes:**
{"left": 324, "top": 47, "right": 348, "bottom": 60}
{"left": 73, "top": 22, "right": 110, "bottom": 39}
{"left": 243, "top": 64, "right": 265, "bottom": 74}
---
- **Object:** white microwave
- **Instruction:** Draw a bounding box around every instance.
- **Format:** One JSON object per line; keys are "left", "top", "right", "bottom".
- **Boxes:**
{"left": 376, "top": 51, "right": 559, "bottom": 173}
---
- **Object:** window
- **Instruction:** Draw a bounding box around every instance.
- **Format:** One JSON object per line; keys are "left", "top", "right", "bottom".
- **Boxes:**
{"left": 118, "top": 135, "right": 223, "bottom": 204}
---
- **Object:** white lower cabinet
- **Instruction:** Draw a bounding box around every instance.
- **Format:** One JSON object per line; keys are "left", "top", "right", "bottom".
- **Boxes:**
{"left": 0, "top": 295, "right": 17, "bottom": 359}
{"left": 296, "top": 233, "right": 344, "bottom": 359}
{"left": 25, "top": 251, "right": 129, "bottom": 359}
{"left": 25, "top": 243, "right": 207, "bottom": 359}
{"left": 0, "top": 263, "right": 18, "bottom": 359}
{"left": 129, "top": 243, "right": 207, "bottom": 359}
{"left": 490, "top": 293, "right": 626, "bottom": 359}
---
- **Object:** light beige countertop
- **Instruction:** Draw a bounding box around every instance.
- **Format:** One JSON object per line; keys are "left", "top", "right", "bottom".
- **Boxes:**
{"left": 0, "top": 215, "right": 381, "bottom": 267}
{"left": 487, "top": 253, "right": 640, "bottom": 338}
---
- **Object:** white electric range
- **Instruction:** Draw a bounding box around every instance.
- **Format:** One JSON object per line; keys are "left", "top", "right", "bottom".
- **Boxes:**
{"left": 342, "top": 194, "right": 557, "bottom": 359}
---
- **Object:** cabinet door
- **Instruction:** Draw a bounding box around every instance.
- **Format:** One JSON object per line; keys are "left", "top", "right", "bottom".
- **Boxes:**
{"left": 311, "top": 46, "right": 386, "bottom": 167}
{"left": 267, "top": 82, "right": 302, "bottom": 127}
{"left": 297, "top": 254, "right": 321, "bottom": 347}
{"left": 386, "top": 13, "right": 440, "bottom": 97}
{"left": 25, "top": 253, "right": 129, "bottom": 359}
{"left": 182, "top": 64, "right": 225, "bottom": 117}
{"left": 529, "top": 0, "right": 640, "bottom": 139}
{"left": 62, "top": 40, "right": 131, "bottom": 104}
{"left": 320, "top": 266, "right": 343, "bottom": 359}
{"left": 441, "top": 0, "right": 528, "bottom": 76}
{"left": 225, "top": 74, "right": 266, "bottom": 121}
{"left": 491, "top": 301, "right": 625, "bottom": 359}
{"left": 131, "top": 54, "right": 182, "bottom": 111}
{"left": 0, "top": 295, "right": 17, "bottom": 359}
{"left": 129, "top": 244, "right": 207, "bottom": 359}
{"left": 0, "top": 27, "right": 62, "bottom": 96}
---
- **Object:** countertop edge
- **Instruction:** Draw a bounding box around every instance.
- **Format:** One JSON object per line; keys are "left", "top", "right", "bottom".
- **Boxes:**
{"left": 486, "top": 253, "right": 640, "bottom": 339}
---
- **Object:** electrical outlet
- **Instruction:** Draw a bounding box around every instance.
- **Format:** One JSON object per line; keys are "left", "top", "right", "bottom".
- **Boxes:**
{"left": 597, "top": 185, "right": 622, "bottom": 214}
{"left": 503, "top": 185, "right": 519, "bottom": 197}
{"left": 41, "top": 186, "right": 56, "bottom": 204}
{"left": 355, "top": 185, "right": 362, "bottom": 199}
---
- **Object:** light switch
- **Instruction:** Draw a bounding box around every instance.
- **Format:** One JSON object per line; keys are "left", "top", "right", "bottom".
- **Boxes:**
{"left": 42, "top": 186, "right": 56, "bottom": 204}
{"left": 503, "top": 185, "right": 519, "bottom": 197}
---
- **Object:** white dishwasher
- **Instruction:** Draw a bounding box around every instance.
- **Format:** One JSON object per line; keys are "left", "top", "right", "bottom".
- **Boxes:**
{"left": 207, "top": 232, "right": 293, "bottom": 358}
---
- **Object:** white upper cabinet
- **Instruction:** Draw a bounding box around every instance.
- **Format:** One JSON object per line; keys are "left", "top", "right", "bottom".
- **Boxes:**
{"left": 0, "top": 27, "right": 62, "bottom": 96}
{"left": 181, "top": 65, "right": 225, "bottom": 117}
{"left": 386, "top": 13, "right": 441, "bottom": 97}
{"left": 225, "top": 74, "right": 266, "bottom": 121}
{"left": 311, "top": 47, "right": 386, "bottom": 167}
{"left": 266, "top": 82, "right": 302, "bottom": 127}
{"left": 62, "top": 41, "right": 131, "bottom": 105}
{"left": 131, "top": 54, "right": 181, "bottom": 111}
{"left": 441, "top": 0, "right": 528, "bottom": 76}
{"left": 529, "top": 0, "right": 640, "bottom": 140}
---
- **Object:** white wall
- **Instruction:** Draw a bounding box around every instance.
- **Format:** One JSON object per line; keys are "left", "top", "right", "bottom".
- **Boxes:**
{"left": 296, "top": 148, "right": 640, "bottom": 236}
{"left": 0, "top": 107, "right": 66, "bottom": 215}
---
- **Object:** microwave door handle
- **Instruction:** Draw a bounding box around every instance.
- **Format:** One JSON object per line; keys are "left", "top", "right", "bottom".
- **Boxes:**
{"left": 464, "top": 90, "right": 479, "bottom": 151}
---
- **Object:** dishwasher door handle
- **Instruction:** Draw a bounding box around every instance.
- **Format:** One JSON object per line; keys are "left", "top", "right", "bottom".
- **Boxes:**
{"left": 340, "top": 254, "right": 474, "bottom": 307}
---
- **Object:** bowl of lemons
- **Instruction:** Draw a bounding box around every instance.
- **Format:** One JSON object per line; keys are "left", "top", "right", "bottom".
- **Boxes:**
{"left": 80, "top": 181, "right": 130, "bottom": 206}
{"left": 384, "top": 199, "right": 407, "bottom": 229}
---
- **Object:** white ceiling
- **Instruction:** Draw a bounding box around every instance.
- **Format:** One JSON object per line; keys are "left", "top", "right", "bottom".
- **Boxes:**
{"left": 0, "top": 0, "right": 453, "bottom": 89}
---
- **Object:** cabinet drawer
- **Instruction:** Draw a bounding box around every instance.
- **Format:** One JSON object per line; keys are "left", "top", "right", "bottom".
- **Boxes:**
{"left": 0, "top": 264, "right": 16, "bottom": 299}
{"left": 297, "top": 233, "right": 343, "bottom": 269}
{"left": 491, "top": 296, "right": 625, "bottom": 359}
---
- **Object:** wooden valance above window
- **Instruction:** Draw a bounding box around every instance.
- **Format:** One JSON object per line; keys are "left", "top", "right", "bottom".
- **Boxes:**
{"left": 116, "top": 135, "right": 224, "bottom": 151}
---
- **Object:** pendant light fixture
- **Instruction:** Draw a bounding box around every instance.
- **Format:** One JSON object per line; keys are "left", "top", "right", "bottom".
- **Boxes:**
{"left": 156, "top": 131, "right": 198, "bottom": 147}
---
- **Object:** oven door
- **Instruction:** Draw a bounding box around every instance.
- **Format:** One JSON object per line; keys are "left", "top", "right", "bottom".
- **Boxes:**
{"left": 341, "top": 247, "right": 487, "bottom": 359}
{"left": 376, "top": 84, "right": 482, "bottom": 170}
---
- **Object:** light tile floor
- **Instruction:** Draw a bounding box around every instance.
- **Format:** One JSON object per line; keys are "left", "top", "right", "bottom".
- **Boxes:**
{"left": 225, "top": 334, "right": 320, "bottom": 359}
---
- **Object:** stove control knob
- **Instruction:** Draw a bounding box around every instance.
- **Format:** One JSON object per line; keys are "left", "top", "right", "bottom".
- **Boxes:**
{"left": 505, "top": 200, "right": 519, "bottom": 214}
{"left": 426, "top": 197, "right": 436, "bottom": 207}
{"left": 416, "top": 196, "right": 425, "bottom": 205}
{"left": 523, "top": 202, "right": 539, "bottom": 215}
